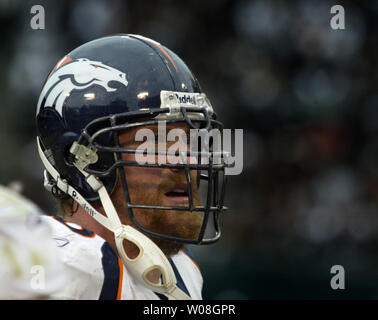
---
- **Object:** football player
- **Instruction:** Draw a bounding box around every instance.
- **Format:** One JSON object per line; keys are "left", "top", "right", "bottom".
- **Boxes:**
{"left": 36, "top": 34, "right": 229, "bottom": 299}
{"left": 0, "top": 184, "right": 65, "bottom": 299}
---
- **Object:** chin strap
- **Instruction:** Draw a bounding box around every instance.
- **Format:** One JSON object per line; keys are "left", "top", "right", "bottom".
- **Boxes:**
{"left": 37, "top": 138, "right": 191, "bottom": 300}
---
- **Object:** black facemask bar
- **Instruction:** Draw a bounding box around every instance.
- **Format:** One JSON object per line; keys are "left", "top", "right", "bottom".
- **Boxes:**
{"left": 72, "top": 106, "right": 231, "bottom": 244}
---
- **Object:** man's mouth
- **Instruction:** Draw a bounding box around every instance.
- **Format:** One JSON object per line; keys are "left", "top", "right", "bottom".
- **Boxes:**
{"left": 164, "top": 183, "right": 189, "bottom": 204}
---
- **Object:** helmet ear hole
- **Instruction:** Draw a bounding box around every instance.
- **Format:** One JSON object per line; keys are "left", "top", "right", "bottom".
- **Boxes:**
{"left": 63, "top": 144, "right": 75, "bottom": 167}
{"left": 56, "top": 133, "right": 79, "bottom": 168}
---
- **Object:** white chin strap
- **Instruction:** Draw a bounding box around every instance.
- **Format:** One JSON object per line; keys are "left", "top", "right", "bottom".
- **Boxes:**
{"left": 37, "top": 138, "right": 191, "bottom": 300}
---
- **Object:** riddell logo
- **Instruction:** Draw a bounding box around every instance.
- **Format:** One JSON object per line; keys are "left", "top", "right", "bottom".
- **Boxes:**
{"left": 176, "top": 94, "right": 196, "bottom": 105}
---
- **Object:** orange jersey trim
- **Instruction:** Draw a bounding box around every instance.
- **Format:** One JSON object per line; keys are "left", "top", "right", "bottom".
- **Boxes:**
{"left": 116, "top": 257, "right": 124, "bottom": 300}
{"left": 52, "top": 216, "right": 96, "bottom": 238}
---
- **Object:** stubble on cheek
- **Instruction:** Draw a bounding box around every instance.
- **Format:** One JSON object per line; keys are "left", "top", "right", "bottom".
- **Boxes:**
{"left": 113, "top": 167, "right": 204, "bottom": 255}
{"left": 129, "top": 182, "right": 204, "bottom": 241}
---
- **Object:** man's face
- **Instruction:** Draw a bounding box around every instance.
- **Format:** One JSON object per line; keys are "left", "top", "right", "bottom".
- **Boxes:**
{"left": 110, "top": 122, "right": 204, "bottom": 256}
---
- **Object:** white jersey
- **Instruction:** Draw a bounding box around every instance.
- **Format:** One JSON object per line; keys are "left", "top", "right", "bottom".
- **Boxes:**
{"left": 42, "top": 215, "right": 203, "bottom": 300}
{"left": 0, "top": 185, "right": 66, "bottom": 299}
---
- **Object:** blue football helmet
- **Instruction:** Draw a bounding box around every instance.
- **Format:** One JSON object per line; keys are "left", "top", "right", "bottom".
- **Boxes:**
{"left": 36, "top": 34, "right": 229, "bottom": 244}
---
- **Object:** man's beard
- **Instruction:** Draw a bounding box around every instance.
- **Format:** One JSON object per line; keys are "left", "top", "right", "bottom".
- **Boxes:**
{"left": 116, "top": 172, "right": 204, "bottom": 257}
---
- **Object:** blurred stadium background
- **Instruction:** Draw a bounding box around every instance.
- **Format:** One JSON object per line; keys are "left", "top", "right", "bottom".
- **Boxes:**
{"left": 1, "top": 0, "right": 378, "bottom": 299}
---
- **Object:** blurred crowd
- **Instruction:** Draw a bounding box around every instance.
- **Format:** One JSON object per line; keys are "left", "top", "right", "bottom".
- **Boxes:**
{"left": 1, "top": 0, "right": 378, "bottom": 299}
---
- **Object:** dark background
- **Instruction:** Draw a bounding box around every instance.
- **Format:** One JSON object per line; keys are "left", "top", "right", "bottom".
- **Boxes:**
{"left": 1, "top": 0, "right": 378, "bottom": 299}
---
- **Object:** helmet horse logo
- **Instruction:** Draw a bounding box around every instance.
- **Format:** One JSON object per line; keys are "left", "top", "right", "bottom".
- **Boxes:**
{"left": 37, "top": 58, "right": 129, "bottom": 116}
